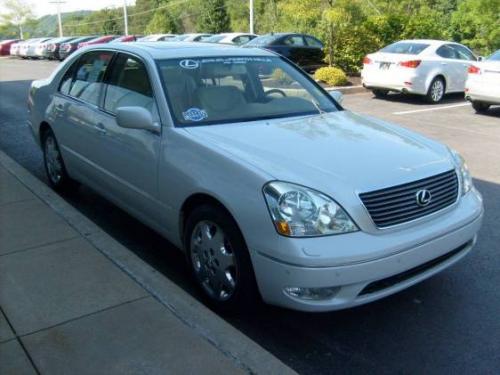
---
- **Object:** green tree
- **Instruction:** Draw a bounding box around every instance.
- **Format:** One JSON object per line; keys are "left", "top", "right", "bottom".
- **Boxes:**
{"left": 0, "top": 0, "right": 35, "bottom": 39}
{"left": 450, "top": 0, "right": 500, "bottom": 54}
{"left": 197, "top": 0, "right": 230, "bottom": 33}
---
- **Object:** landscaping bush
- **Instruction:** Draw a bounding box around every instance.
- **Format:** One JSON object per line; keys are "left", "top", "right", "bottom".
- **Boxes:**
{"left": 314, "top": 67, "right": 348, "bottom": 87}
{"left": 271, "top": 68, "right": 294, "bottom": 84}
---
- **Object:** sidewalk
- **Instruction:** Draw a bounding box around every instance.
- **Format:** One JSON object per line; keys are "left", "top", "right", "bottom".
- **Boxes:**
{"left": 0, "top": 151, "right": 295, "bottom": 375}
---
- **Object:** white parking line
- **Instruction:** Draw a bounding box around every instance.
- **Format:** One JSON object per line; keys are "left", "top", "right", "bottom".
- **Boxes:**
{"left": 393, "top": 102, "right": 471, "bottom": 115}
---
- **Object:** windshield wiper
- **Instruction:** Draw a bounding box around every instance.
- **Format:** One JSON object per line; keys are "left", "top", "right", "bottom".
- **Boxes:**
{"left": 310, "top": 99, "right": 325, "bottom": 115}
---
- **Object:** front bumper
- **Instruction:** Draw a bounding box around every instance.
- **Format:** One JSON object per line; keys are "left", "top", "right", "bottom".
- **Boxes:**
{"left": 251, "top": 191, "right": 483, "bottom": 312}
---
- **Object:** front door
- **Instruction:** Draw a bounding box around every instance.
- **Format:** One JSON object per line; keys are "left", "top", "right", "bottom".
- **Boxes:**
{"left": 92, "top": 53, "right": 162, "bottom": 222}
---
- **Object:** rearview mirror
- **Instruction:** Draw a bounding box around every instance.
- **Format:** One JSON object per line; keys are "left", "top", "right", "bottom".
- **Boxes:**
{"left": 329, "top": 90, "right": 344, "bottom": 105}
{"left": 477, "top": 56, "right": 484, "bottom": 62}
{"left": 116, "top": 107, "right": 159, "bottom": 132}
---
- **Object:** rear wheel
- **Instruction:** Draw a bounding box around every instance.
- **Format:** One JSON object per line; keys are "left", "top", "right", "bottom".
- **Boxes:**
{"left": 472, "top": 101, "right": 490, "bottom": 113}
{"left": 184, "top": 204, "right": 258, "bottom": 311}
{"left": 372, "top": 89, "right": 389, "bottom": 98}
{"left": 42, "top": 128, "right": 76, "bottom": 192}
{"left": 425, "top": 77, "right": 445, "bottom": 103}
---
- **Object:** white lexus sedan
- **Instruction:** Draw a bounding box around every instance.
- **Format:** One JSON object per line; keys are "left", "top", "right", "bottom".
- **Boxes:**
{"left": 362, "top": 40, "right": 478, "bottom": 103}
{"left": 28, "top": 43, "right": 483, "bottom": 312}
{"left": 465, "top": 50, "right": 500, "bottom": 113}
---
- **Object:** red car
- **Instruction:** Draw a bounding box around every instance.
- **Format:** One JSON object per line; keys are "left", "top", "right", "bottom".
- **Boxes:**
{"left": 77, "top": 35, "right": 118, "bottom": 49}
{"left": 0, "top": 39, "right": 21, "bottom": 55}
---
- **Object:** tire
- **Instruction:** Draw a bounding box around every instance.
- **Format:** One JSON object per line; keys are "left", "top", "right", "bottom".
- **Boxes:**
{"left": 472, "top": 101, "right": 490, "bottom": 113}
{"left": 42, "top": 128, "right": 76, "bottom": 192}
{"left": 372, "top": 89, "right": 389, "bottom": 98}
{"left": 425, "top": 77, "right": 445, "bottom": 103}
{"left": 184, "top": 204, "right": 259, "bottom": 311}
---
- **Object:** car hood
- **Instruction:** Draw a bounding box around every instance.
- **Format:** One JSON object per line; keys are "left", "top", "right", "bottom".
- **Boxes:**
{"left": 185, "top": 111, "right": 453, "bottom": 196}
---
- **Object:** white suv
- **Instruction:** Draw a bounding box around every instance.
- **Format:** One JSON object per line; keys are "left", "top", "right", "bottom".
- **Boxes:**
{"left": 362, "top": 40, "right": 478, "bottom": 103}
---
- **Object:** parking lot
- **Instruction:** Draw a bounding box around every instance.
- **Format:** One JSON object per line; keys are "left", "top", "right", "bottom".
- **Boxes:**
{"left": 1, "top": 57, "right": 499, "bottom": 374}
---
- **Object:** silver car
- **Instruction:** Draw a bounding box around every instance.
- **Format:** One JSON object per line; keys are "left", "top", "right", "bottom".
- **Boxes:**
{"left": 28, "top": 43, "right": 483, "bottom": 312}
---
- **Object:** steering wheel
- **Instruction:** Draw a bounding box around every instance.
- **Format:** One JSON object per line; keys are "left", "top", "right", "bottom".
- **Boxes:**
{"left": 265, "top": 89, "right": 287, "bottom": 98}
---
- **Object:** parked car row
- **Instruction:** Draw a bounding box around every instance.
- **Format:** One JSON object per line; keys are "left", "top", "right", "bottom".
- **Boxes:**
{"left": 361, "top": 39, "right": 500, "bottom": 111}
{"left": 4, "top": 32, "right": 325, "bottom": 72}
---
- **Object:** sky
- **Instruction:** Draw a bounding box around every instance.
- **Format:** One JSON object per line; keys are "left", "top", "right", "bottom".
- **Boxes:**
{"left": 1, "top": 0, "right": 136, "bottom": 18}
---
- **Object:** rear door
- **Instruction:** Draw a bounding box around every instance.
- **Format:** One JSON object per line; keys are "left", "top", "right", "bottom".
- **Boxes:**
{"left": 53, "top": 50, "right": 114, "bottom": 178}
{"left": 281, "top": 35, "right": 309, "bottom": 67}
{"left": 95, "top": 52, "right": 161, "bottom": 220}
{"left": 435, "top": 44, "right": 465, "bottom": 92}
{"left": 304, "top": 36, "right": 325, "bottom": 70}
{"left": 451, "top": 44, "right": 477, "bottom": 91}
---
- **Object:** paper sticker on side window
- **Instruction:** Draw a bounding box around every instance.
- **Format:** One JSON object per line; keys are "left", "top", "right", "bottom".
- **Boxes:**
{"left": 182, "top": 108, "right": 208, "bottom": 122}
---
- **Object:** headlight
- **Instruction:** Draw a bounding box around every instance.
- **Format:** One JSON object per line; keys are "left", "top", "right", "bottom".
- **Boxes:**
{"left": 449, "top": 148, "right": 473, "bottom": 195}
{"left": 263, "top": 182, "right": 358, "bottom": 237}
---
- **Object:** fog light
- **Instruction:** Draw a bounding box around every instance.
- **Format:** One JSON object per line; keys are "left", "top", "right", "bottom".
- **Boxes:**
{"left": 284, "top": 286, "right": 340, "bottom": 301}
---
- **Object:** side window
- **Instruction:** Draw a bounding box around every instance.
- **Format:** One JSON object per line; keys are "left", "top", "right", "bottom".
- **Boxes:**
{"left": 283, "top": 36, "right": 305, "bottom": 46}
{"left": 453, "top": 45, "right": 476, "bottom": 61}
{"left": 234, "top": 36, "right": 251, "bottom": 45}
{"left": 104, "top": 54, "right": 158, "bottom": 119}
{"left": 305, "top": 36, "right": 323, "bottom": 48}
{"left": 59, "top": 64, "right": 75, "bottom": 95}
{"left": 436, "top": 45, "right": 457, "bottom": 59}
{"left": 65, "top": 51, "right": 113, "bottom": 105}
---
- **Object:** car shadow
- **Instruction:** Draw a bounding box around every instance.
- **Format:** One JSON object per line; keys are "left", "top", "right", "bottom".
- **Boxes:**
{"left": 372, "top": 92, "right": 466, "bottom": 105}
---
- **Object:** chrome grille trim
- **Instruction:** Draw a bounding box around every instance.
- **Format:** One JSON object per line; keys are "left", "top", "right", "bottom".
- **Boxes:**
{"left": 360, "top": 170, "right": 459, "bottom": 228}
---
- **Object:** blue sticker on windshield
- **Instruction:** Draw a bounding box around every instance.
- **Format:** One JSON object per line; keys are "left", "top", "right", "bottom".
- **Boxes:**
{"left": 183, "top": 108, "right": 208, "bottom": 122}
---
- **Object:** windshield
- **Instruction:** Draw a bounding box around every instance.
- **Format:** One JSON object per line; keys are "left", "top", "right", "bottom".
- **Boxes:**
{"left": 488, "top": 50, "right": 500, "bottom": 61}
{"left": 157, "top": 56, "right": 339, "bottom": 126}
{"left": 380, "top": 42, "right": 430, "bottom": 55}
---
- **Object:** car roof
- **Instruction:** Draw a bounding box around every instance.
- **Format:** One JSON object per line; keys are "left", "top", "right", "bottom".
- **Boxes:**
{"left": 395, "top": 39, "right": 462, "bottom": 46}
{"left": 83, "top": 41, "right": 276, "bottom": 59}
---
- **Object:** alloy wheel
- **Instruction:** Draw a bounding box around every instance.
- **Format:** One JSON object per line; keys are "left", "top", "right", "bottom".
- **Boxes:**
{"left": 430, "top": 80, "right": 444, "bottom": 102}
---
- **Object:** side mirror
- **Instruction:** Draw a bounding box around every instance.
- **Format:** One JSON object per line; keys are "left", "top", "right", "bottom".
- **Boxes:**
{"left": 329, "top": 90, "right": 344, "bottom": 105}
{"left": 477, "top": 56, "right": 484, "bottom": 62}
{"left": 116, "top": 106, "right": 158, "bottom": 132}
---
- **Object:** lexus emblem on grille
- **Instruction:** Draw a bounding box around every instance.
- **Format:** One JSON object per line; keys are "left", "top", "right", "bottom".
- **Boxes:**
{"left": 416, "top": 189, "right": 432, "bottom": 207}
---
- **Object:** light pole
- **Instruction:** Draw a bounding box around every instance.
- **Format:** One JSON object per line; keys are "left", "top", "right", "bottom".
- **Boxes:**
{"left": 49, "top": 1, "right": 66, "bottom": 37}
{"left": 249, "top": 0, "right": 254, "bottom": 34}
{"left": 123, "top": 0, "right": 129, "bottom": 36}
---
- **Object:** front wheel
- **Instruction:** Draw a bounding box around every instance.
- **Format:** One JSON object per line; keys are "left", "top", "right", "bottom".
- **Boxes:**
{"left": 184, "top": 204, "right": 258, "bottom": 311}
{"left": 426, "top": 77, "right": 445, "bottom": 103}
{"left": 42, "top": 128, "right": 76, "bottom": 192}
{"left": 472, "top": 101, "right": 490, "bottom": 113}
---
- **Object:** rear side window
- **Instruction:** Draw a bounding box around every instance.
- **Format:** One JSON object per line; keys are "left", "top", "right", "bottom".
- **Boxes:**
{"left": 436, "top": 45, "right": 458, "bottom": 59}
{"left": 283, "top": 36, "right": 305, "bottom": 46}
{"left": 305, "top": 36, "right": 323, "bottom": 48}
{"left": 380, "top": 42, "right": 429, "bottom": 55}
{"left": 103, "top": 54, "right": 158, "bottom": 119}
{"left": 59, "top": 51, "right": 113, "bottom": 106}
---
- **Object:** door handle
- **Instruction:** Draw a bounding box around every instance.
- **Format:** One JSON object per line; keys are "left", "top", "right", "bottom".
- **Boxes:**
{"left": 441, "top": 62, "right": 447, "bottom": 65}
{"left": 94, "top": 123, "right": 107, "bottom": 135}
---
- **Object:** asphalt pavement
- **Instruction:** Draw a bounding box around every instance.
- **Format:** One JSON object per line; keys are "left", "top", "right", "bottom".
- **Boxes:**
{"left": 1, "top": 57, "right": 499, "bottom": 374}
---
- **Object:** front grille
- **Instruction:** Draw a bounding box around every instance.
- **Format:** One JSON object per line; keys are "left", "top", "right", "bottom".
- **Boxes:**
{"left": 359, "top": 170, "right": 459, "bottom": 228}
{"left": 359, "top": 240, "right": 472, "bottom": 296}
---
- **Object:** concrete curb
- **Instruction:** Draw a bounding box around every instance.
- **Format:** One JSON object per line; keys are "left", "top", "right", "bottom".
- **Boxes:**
{"left": 0, "top": 150, "right": 297, "bottom": 375}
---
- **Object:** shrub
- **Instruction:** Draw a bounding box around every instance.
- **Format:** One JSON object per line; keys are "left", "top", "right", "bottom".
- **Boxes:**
{"left": 314, "top": 67, "right": 348, "bottom": 86}
{"left": 271, "top": 68, "right": 294, "bottom": 84}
